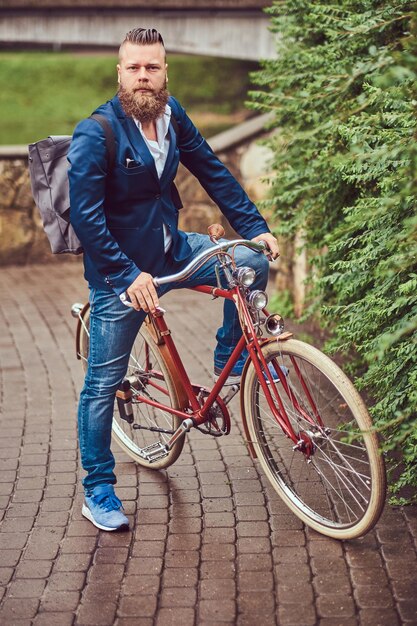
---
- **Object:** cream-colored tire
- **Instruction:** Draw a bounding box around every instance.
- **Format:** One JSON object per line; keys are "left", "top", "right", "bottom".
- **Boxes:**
{"left": 242, "top": 339, "right": 386, "bottom": 539}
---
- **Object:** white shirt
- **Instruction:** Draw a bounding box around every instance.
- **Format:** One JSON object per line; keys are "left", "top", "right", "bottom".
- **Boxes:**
{"left": 135, "top": 105, "right": 172, "bottom": 252}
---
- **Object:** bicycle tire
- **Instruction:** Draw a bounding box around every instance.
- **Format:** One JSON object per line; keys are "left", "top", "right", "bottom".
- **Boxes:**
{"left": 78, "top": 307, "right": 185, "bottom": 469}
{"left": 242, "top": 339, "right": 386, "bottom": 539}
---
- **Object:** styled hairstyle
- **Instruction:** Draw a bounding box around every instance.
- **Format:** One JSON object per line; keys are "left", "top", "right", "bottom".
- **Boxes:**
{"left": 120, "top": 27, "right": 165, "bottom": 50}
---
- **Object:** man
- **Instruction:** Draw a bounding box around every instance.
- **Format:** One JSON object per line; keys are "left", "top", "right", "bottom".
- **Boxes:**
{"left": 68, "top": 27, "right": 279, "bottom": 531}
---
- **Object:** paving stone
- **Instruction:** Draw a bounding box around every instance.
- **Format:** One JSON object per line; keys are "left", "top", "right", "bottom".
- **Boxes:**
{"left": 236, "top": 521, "right": 270, "bottom": 537}
{"left": 33, "top": 612, "right": 75, "bottom": 626}
{"left": 124, "top": 557, "right": 163, "bottom": 576}
{"left": 0, "top": 568, "right": 14, "bottom": 585}
{"left": 349, "top": 566, "right": 388, "bottom": 587}
{"left": 397, "top": 599, "right": 417, "bottom": 623}
{"left": 122, "top": 575, "right": 160, "bottom": 596}
{"left": 201, "top": 560, "right": 237, "bottom": 579}
{"left": 202, "top": 497, "right": 234, "bottom": 513}
{"left": 7, "top": 578, "right": 46, "bottom": 598}
{"left": 238, "top": 552, "right": 272, "bottom": 572}
{"left": 60, "top": 536, "right": 97, "bottom": 553}
{"left": 47, "top": 571, "right": 86, "bottom": 592}
{"left": 77, "top": 600, "right": 117, "bottom": 625}
{"left": 237, "top": 537, "right": 271, "bottom": 554}
{"left": 118, "top": 595, "right": 158, "bottom": 618}
{"left": 0, "top": 549, "right": 22, "bottom": 567}
{"left": 316, "top": 594, "right": 356, "bottom": 618}
{"left": 94, "top": 547, "right": 129, "bottom": 563}
{"left": 202, "top": 527, "right": 236, "bottom": 543}
{"left": 160, "top": 587, "right": 197, "bottom": 608}
{"left": 155, "top": 607, "right": 195, "bottom": 626}
{"left": 24, "top": 527, "right": 65, "bottom": 560}
{"left": 0, "top": 533, "right": 28, "bottom": 550}
{"left": 164, "top": 550, "right": 200, "bottom": 568}
{"left": 4, "top": 502, "right": 39, "bottom": 517}
{"left": 313, "top": 573, "right": 352, "bottom": 595}
{"left": 358, "top": 608, "right": 400, "bottom": 626}
{"left": 162, "top": 568, "right": 199, "bottom": 588}
{"left": 135, "top": 524, "right": 168, "bottom": 541}
{"left": 35, "top": 511, "right": 70, "bottom": 527}
{"left": 166, "top": 534, "right": 201, "bottom": 551}
{"left": 199, "top": 599, "right": 236, "bottom": 622}
{"left": 200, "top": 578, "right": 236, "bottom": 600}
{"left": 0, "top": 597, "right": 39, "bottom": 619}
{"left": 14, "top": 559, "right": 53, "bottom": 580}
{"left": 201, "top": 543, "right": 235, "bottom": 561}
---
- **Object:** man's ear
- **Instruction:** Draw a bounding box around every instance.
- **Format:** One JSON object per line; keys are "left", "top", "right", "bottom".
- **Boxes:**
{"left": 116, "top": 64, "right": 121, "bottom": 84}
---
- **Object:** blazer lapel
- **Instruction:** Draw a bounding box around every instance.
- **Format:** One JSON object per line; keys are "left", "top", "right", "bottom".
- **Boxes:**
{"left": 160, "top": 122, "right": 177, "bottom": 184}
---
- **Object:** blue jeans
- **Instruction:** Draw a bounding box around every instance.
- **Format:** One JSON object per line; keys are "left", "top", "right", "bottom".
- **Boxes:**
{"left": 78, "top": 233, "right": 269, "bottom": 490}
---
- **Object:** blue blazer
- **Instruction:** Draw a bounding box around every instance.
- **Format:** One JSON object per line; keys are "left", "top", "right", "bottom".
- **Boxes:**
{"left": 68, "top": 94, "right": 269, "bottom": 295}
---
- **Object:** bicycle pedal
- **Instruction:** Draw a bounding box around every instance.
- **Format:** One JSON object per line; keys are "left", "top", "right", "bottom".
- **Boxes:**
{"left": 140, "top": 441, "right": 169, "bottom": 463}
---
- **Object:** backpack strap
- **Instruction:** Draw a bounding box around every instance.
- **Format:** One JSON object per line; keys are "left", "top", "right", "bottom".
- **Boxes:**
{"left": 89, "top": 113, "right": 116, "bottom": 171}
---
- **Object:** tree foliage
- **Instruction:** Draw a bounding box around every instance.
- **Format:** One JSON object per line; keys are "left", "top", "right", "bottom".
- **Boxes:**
{"left": 250, "top": 1, "right": 417, "bottom": 500}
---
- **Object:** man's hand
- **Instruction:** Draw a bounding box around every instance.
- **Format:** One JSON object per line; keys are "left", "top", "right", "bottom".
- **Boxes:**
{"left": 127, "top": 272, "right": 159, "bottom": 313}
{"left": 251, "top": 233, "right": 280, "bottom": 260}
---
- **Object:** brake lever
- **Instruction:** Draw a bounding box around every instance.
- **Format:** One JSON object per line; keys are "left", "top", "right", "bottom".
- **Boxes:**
{"left": 258, "top": 239, "right": 274, "bottom": 262}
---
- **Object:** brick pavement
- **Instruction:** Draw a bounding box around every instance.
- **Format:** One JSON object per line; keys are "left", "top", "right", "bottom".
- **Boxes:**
{"left": 0, "top": 261, "right": 416, "bottom": 626}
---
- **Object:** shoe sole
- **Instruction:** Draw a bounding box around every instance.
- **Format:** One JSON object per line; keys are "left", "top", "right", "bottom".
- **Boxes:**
{"left": 82, "top": 503, "right": 129, "bottom": 532}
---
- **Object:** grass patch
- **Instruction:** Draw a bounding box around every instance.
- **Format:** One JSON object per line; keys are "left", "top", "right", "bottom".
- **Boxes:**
{"left": 0, "top": 51, "right": 257, "bottom": 144}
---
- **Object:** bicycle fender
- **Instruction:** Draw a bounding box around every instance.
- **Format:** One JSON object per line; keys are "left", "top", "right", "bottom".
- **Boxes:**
{"left": 240, "top": 354, "right": 258, "bottom": 459}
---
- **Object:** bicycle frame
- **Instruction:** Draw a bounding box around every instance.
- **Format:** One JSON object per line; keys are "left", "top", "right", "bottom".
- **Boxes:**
{"left": 131, "top": 282, "right": 324, "bottom": 457}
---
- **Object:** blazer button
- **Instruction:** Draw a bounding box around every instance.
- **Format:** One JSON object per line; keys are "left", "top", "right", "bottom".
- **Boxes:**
{"left": 155, "top": 194, "right": 161, "bottom": 199}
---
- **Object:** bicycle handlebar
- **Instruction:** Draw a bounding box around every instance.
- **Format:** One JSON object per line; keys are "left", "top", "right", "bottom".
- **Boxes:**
{"left": 153, "top": 239, "right": 267, "bottom": 287}
{"left": 119, "top": 238, "right": 267, "bottom": 307}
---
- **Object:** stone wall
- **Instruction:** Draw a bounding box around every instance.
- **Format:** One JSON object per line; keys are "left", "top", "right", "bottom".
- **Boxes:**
{"left": 0, "top": 130, "right": 307, "bottom": 312}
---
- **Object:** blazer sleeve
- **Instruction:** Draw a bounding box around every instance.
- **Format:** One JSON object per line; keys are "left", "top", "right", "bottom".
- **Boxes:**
{"left": 68, "top": 117, "right": 141, "bottom": 295}
{"left": 170, "top": 97, "right": 270, "bottom": 240}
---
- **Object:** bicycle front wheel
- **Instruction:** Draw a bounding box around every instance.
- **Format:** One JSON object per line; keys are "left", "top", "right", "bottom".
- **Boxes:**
{"left": 242, "top": 339, "right": 386, "bottom": 539}
{"left": 78, "top": 308, "right": 184, "bottom": 469}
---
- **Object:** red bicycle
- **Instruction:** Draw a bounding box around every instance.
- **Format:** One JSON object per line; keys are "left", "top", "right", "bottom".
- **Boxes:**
{"left": 72, "top": 226, "right": 386, "bottom": 539}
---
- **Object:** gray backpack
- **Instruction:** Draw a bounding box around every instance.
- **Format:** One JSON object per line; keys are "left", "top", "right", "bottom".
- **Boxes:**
{"left": 28, "top": 114, "right": 115, "bottom": 255}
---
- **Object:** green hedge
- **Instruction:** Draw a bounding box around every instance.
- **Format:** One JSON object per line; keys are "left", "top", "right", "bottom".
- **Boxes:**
{"left": 250, "top": 1, "right": 417, "bottom": 501}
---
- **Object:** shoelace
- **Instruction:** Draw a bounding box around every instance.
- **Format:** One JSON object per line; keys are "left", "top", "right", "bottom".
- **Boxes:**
{"left": 92, "top": 491, "right": 123, "bottom": 512}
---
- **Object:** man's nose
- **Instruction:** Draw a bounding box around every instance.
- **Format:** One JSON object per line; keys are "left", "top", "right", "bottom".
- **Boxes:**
{"left": 137, "top": 67, "right": 148, "bottom": 80}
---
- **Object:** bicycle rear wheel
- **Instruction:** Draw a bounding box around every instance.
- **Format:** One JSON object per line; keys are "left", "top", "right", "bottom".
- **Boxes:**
{"left": 242, "top": 339, "right": 386, "bottom": 539}
{"left": 78, "top": 308, "right": 184, "bottom": 469}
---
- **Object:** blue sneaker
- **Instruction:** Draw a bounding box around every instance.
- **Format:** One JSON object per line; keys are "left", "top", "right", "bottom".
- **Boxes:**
{"left": 214, "top": 363, "right": 289, "bottom": 386}
{"left": 82, "top": 484, "right": 129, "bottom": 531}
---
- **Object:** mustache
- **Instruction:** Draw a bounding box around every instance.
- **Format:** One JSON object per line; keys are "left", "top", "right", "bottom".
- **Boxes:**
{"left": 134, "top": 83, "right": 154, "bottom": 92}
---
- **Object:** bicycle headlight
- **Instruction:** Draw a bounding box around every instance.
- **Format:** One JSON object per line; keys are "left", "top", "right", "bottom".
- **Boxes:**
{"left": 234, "top": 266, "right": 256, "bottom": 287}
{"left": 248, "top": 290, "right": 268, "bottom": 310}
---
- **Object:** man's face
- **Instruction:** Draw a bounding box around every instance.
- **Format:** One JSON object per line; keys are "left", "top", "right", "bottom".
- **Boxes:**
{"left": 117, "top": 41, "right": 167, "bottom": 103}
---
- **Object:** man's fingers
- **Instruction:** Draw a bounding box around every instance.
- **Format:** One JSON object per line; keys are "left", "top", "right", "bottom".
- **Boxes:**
{"left": 128, "top": 286, "right": 159, "bottom": 313}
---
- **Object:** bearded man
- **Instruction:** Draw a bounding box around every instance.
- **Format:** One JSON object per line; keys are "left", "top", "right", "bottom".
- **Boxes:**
{"left": 68, "top": 27, "right": 279, "bottom": 531}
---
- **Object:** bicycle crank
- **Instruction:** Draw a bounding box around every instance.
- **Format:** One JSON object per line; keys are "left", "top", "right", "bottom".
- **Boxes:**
{"left": 196, "top": 389, "right": 231, "bottom": 436}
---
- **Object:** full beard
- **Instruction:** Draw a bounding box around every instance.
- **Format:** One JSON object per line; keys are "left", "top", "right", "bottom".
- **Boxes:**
{"left": 118, "top": 84, "right": 169, "bottom": 124}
